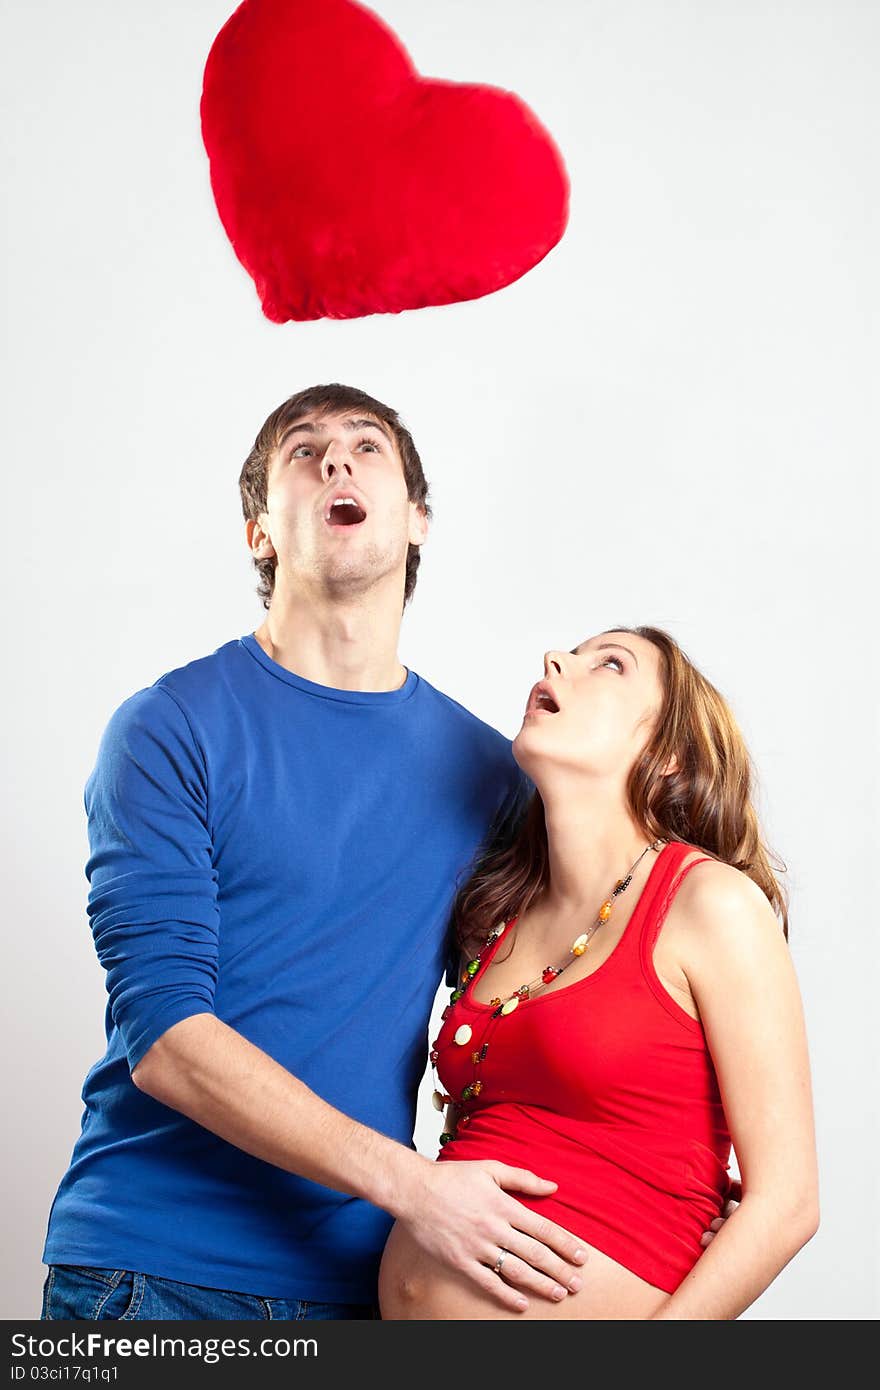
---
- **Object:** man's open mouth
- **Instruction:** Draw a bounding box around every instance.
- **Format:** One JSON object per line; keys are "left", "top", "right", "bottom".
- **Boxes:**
{"left": 325, "top": 496, "right": 367, "bottom": 527}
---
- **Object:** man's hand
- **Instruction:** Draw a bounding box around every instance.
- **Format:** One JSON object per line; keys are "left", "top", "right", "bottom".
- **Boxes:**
{"left": 131, "top": 1014, "right": 579, "bottom": 1315}
{"left": 699, "top": 1177, "right": 742, "bottom": 1248}
{"left": 394, "top": 1158, "right": 588, "bottom": 1314}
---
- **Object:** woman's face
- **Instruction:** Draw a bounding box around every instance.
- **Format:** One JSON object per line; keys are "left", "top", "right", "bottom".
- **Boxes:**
{"left": 512, "top": 630, "right": 667, "bottom": 786}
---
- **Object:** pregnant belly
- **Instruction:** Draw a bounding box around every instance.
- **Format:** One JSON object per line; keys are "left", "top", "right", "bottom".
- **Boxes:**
{"left": 378, "top": 1219, "right": 671, "bottom": 1320}
{"left": 377, "top": 1107, "right": 720, "bottom": 1319}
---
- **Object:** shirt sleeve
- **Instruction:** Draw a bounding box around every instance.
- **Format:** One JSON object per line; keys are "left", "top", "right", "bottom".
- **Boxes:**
{"left": 444, "top": 940, "right": 462, "bottom": 989}
{"left": 84, "top": 683, "right": 219, "bottom": 1073}
{"left": 443, "top": 760, "right": 533, "bottom": 988}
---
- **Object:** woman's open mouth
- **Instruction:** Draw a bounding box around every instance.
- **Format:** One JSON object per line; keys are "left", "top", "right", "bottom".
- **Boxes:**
{"left": 526, "top": 682, "right": 561, "bottom": 716}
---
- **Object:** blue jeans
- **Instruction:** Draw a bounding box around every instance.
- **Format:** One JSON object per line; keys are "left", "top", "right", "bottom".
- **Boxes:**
{"left": 41, "top": 1265, "right": 380, "bottom": 1320}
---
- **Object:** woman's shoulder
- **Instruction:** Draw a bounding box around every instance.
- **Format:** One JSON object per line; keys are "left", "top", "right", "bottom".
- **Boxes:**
{"left": 664, "top": 847, "right": 784, "bottom": 962}
{"left": 672, "top": 847, "right": 770, "bottom": 904}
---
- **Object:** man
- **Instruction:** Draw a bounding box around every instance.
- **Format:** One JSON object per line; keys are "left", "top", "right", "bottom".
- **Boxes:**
{"left": 41, "top": 383, "right": 734, "bottom": 1321}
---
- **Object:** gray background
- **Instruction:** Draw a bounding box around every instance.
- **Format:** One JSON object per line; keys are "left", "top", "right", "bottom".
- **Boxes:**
{"left": 2, "top": 0, "right": 876, "bottom": 1320}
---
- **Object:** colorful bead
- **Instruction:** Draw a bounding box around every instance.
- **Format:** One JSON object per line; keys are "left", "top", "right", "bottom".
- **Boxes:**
{"left": 572, "top": 934, "right": 589, "bottom": 955}
{"left": 431, "top": 1091, "right": 446, "bottom": 1112}
{"left": 430, "top": 1049, "right": 439, "bottom": 1064}
{"left": 471, "top": 1051, "right": 481, "bottom": 1065}
{"left": 439, "top": 1131, "right": 454, "bottom": 1146}
{"left": 517, "top": 984, "right": 530, "bottom": 999}
{"left": 461, "top": 1084, "right": 474, "bottom": 1101}
{"left": 472, "top": 1080, "right": 483, "bottom": 1096}
{"left": 490, "top": 997, "right": 501, "bottom": 1008}
{"left": 500, "top": 997, "right": 519, "bottom": 1016}
{"left": 466, "top": 960, "right": 480, "bottom": 977}
{"left": 542, "top": 966, "right": 560, "bottom": 983}
{"left": 450, "top": 989, "right": 463, "bottom": 1003}
{"left": 454, "top": 1024, "right": 473, "bottom": 1046}
{"left": 598, "top": 900, "right": 613, "bottom": 921}
{"left": 480, "top": 1043, "right": 489, "bottom": 1060}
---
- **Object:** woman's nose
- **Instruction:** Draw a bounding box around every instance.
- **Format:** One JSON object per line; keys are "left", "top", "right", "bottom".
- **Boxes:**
{"left": 543, "top": 650, "right": 566, "bottom": 678}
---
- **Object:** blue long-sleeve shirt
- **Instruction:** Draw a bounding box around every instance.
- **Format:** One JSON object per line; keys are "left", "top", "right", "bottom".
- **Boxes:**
{"left": 42, "top": 634, "right": 522, "bottom": 1301}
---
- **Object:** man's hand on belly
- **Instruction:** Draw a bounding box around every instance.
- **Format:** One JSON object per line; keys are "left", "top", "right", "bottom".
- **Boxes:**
{"left": 391, "top": 1158, "right": 589, "bottom": 1314}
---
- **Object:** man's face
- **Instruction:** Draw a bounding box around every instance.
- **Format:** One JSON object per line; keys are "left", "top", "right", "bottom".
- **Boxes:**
{"left": 252, "top": 409, "right": 427, "bottom": 600}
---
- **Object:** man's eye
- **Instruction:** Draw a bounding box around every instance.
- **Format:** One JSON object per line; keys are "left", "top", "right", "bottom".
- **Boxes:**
{"left": 291, "top": 444, "right": 314, "bottom": 458}
{"left": 356, "top": 436, "right": 381, "bottom": 452}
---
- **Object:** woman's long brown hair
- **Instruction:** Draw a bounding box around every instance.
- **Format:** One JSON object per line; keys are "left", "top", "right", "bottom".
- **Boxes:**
{"left": 452, "top": 625, "right": 788, "bottom": 954}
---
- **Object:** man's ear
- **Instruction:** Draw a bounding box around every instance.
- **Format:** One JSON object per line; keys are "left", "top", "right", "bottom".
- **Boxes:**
{"left": 408, "top": 502, "right": 429, "bottom": 548}
{"left": 246, "top": 516, "right": 276, "bottom": 560}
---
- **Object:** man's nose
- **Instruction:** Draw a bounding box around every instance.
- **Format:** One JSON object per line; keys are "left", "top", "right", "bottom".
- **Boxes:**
{"left": 320, "top": 443, "right": 353, "bottom": 483}
{"left": 543, "top": 650, "right": 566, "bottom": 679}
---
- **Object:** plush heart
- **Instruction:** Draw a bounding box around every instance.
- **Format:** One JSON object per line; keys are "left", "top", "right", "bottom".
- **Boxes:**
{"left": 201, "top": 0, "right": 569, "bottom": 322}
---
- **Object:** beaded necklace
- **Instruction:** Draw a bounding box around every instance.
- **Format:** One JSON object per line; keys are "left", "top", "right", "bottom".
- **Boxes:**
{"left": 430, "top": 839, "right": 666, "bottom": 1144}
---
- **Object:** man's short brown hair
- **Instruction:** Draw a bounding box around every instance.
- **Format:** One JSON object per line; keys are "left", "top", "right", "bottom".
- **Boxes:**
{"left": 239, "top": 383, "right": 432, "bottom": 609}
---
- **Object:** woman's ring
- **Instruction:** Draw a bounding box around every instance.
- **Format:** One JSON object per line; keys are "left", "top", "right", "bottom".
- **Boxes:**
{"left": 493, "top": 1248, "right": 509, "bottom": 1276}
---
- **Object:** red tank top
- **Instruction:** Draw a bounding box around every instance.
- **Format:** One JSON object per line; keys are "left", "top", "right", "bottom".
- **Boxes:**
{"left": 434, "top": 840, "right": 733, "bottom": 1295}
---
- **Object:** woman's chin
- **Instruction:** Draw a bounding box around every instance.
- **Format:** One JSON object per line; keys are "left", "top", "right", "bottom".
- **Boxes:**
{"left": 512, "top": 721, "right": 554, "bottom": 773}
{"left": 512, "top": 721, "right": 541, "bottom": 757}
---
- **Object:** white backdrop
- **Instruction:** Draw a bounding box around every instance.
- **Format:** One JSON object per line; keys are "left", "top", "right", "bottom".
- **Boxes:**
{"left": 2, "top": 0, "right": 876, "bottom": 1320}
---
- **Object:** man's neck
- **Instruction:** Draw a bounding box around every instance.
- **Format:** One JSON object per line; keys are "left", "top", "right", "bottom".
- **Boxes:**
{"left": 252, "top": 587, "right": 408, "bottom": 693}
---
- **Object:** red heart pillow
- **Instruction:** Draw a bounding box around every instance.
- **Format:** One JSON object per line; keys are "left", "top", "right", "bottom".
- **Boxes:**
{"left": 201, "top": 0, "right": 569, "bottom": 322}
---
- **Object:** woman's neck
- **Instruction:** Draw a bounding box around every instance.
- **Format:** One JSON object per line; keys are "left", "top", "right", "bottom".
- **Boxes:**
{"left": 538, "top": 780, "right": 657, "bottom": 919}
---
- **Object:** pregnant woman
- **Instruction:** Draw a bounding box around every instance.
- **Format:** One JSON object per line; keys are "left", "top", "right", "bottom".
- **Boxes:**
{"left": 379, "top": 626, "right": 819, "bottom": 1319}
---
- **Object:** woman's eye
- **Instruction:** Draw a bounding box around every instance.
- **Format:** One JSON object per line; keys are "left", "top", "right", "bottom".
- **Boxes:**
{"left": 599, "top": 655, "right": 624, "bottom": 673}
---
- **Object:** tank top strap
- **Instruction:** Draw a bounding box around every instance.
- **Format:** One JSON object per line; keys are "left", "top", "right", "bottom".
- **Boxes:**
{"left": 638, "top": 840, "right": 716, "bottom": 960}
{"left": 461, "top": 917, "right": 518, "bottom": 985}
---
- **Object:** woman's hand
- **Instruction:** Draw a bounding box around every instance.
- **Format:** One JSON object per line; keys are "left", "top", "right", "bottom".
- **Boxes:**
{"left": 392, "top": 1157, "right": 588, "bottom": 1313}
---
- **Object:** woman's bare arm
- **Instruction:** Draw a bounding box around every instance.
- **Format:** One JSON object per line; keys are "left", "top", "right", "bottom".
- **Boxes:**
{"left": 648, "top": 862, "right": 819, "bottom": 1319}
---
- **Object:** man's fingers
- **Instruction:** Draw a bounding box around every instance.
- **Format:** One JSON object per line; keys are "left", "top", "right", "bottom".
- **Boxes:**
{"left": 699, "top": 1215, "right": 726, "bottom": 1247}
{"left": 486, "top": 1246, "right": 578, "bottom": 1303}
{"left": 468, "top": 1263, "right": 529, "bottom": 1314}
{"left": 506, "top": 1207, "right": 588, "bottom": 1268}
{"left": 504, "top": 1231, "right": 584, "bottom": 1294}
{"left": 491, "top": 1163, "right": 559, "bottom": 1197}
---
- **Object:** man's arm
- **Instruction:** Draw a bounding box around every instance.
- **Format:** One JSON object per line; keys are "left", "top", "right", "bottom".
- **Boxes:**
{"left": 132, "top": 1014, "right": 586, "bottom": 1313}
{"left": 89, "top": 686, "right": 585, "bottom": 1313}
